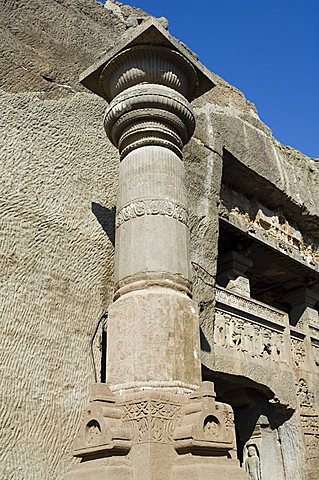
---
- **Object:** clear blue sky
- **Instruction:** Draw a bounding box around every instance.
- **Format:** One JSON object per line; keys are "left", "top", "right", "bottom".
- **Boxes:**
{"left": 103, "top": 0, "right": 318, "bottom": 158}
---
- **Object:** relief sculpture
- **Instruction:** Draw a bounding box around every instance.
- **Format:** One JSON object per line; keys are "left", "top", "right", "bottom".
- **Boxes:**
{"left": 244, "top": 445, "right": 261, "bottom": 480}
{"left": 116, "top": 198, "right": 188, "bottom": 227}
{"left": 214, "top": 310, "right": 286, "bottom": 363}
{"left": 296, "top": 379, "right": 319, "bottom": 461}
{"left": 291, "top": 337, "right": 306, "bottom": 368}
{"left": 296, "top": 379, "right": 315, "bottom": 412}
{"left": 122, "top": 398, "right": 181, "bottom": 444}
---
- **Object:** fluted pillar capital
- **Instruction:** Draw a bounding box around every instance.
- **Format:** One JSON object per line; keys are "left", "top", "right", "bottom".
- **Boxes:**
{"left": 80, "top": 18, "right": 215, "bottom": 102}
{"left": 80, "top": 19, "right": 215, "bottom": 160}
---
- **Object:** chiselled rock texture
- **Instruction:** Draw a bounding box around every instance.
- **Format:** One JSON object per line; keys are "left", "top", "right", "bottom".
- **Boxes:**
{"left": 0, "top": 1, "right": 318, "bottom": 479}
{"left": 0, "top": 89, "right": 118, "bottom": 478}
{"left": 0, "top": 1, "right": 130, "bottom": 478}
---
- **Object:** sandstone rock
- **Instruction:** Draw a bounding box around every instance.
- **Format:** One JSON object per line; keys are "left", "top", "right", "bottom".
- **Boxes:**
{"left": 0, "top": 1, "right": 318, "bottom": 479}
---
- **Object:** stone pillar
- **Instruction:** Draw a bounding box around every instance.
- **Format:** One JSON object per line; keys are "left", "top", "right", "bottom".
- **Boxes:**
{"left": 285, "top": 287, "right": 318, "bottom": 329}
{"left": 66, "top": 20, "right": 247, "bottom": 480}
{"left": 284, "top": 287, "right": 319, "bottom": 477}
{"left": 217, "top": 250, "right": 253, "bottom": 297}
{"left": 103, "top": 45, "right": 200, "bottom": 393}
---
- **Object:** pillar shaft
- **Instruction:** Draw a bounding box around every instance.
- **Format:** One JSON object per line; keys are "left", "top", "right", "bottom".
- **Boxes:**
{"left": 115, "top": 147, "right": 190, "bottom": 292}
{"left": 102, "top": 48, "right": 201, "bottom": 392}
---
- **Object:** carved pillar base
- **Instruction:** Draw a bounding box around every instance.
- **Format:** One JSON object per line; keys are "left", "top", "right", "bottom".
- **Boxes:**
{"left": 66, "top": 383, "right": 248, "bottom": 480}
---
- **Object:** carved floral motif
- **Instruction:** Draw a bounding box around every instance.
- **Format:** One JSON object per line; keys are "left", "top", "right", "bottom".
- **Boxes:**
{"left": 122, "top": 398, "right": 181, "bottom": 443}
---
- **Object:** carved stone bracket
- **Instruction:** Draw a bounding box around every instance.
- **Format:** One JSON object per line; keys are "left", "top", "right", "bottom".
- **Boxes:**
{"left": 173, "top": 382, "right": 235, "bottom": 455}
{"left": 73, "top": 384, "right": 131, "bottom": 459}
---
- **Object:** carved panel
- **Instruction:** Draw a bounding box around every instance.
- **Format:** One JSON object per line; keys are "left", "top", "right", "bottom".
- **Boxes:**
{"left": 296, "top": 379, "right": 315, "bottom": 413}
{"left": 302, "top": 416, "right": 319, "bottom": 460}
{"left": 296, "top": 379, "right": 319, "bottom": 460}
{"left": 122, "top": 398, "right": 181, "bottom": 443}
{"left": 224, "top": 408, "right": 235, "bottom": 430}
{"left": 216, "top": 287, "right": 286, "bottom": 325}
{"left": 291, "top": 337, "right": 306, "bottom": 368}
{"left": 116, "top": 198, "right": 188, "bottom": 227}
{"left": 309, "top": 324, "right": 319, "bottom": 339}
{"left": 214, "top": 309, "right": 287, "bottom": 363}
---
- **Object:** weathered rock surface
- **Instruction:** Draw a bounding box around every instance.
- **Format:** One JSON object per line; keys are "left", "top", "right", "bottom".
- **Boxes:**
{"left": 0, "top": 1, "right": 318, "bottom": 479}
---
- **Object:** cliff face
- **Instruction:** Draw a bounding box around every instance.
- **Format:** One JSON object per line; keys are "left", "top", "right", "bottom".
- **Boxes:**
{"left": 0, "top": 1, "right": 318, "bottom": 479}
{"left": 0, "top": 1, "right": 128, "bottom": 478}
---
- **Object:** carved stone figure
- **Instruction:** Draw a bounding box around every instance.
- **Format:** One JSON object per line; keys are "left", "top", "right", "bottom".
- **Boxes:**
{"left": 214, "top": 295, "right": 287, "bottom": 365}
{"left": 245, "top": 445, "right": 261, "bottom": 480}
{"left": 215, "top": 313, "right": 226, "bottom": 346}
{"left": 296, "top": 379, "right": 314, "bottom": 411}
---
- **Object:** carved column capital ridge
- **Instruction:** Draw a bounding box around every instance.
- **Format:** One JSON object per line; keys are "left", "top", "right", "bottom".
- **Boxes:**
{"left": 104, "top": 83, "right": 196, "bottom": 159}
{"left": 99, "top": 45, "right": 199, "bottom": 102}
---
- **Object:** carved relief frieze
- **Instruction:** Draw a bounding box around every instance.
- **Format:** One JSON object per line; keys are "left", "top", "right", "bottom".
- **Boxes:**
{"left": 301, "top": 414, "right": 319, "bottom": 436}
{"left": 291, "top": 336, "right": 307, "bottom": 369}
{"left": 216, "top": 287, "right": 286, "bottom": 325}
{"left": 116, "top": 198, "right": 188, "bottom": 227}
{"left": 296, "top": 379, "right": 319, "bottom": 460}
{"left": 219, "top": 184, "right": 318, "bottom": 265}
{"left": 214, "top": 309, "right": 287, "bottom": 363}
{"left": 121, "top": 397, "right": 182, "bottom": 443}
